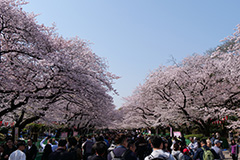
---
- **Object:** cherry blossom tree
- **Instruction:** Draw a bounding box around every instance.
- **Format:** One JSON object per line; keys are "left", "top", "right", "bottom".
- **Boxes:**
{"left": 0, "top": 0, "right": 119, "bottom": 131}
{"left": 120, "top": 25, "right": 240, "bottom": 135}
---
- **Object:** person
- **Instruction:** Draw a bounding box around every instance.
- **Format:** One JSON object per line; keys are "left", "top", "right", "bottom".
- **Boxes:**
{"left": 135, "top": 135, "right": 149, "bottom": 160}
{"left": 163, "top": 139, "right": 170, "bottom": 153}
{"left": 183, "top": 148, "right": 192, "bottom": 160}
{"left": 211, "top": 140, "right": 225, "bottom": 160}
{"left": 193, "top": 139, "right": 213, "bottom": 160}
{"left": 215, "top": 133, "right": 220, "bottom": 140}
{"left": 0, "top": 144, "right": 5, "bottom": 160}
{"left": 48, "top": 139, "right": 74, "bottom": 160}
{"left": 107, "top": 134, "right": 137, "bottom": 160}
{"left": 25, "top": 139, "right": 38, "bottom": 160}
{"left": 88, "top": 141, "right": 107, "bottom": 160}
{"left": 40, "top": 136, "right": 59, "bottom": 152}
{"left": 127, "top": 139, "right": 138, "bottom": 160}
{"left": 9, "top": 140, "right": 26, "bottom": 160}
{"left": 41, "top": 144, "right": 52, "bottom": 160}
{"left": 2, "top": 138, "right": 17, "bottom": 160}
{"left": 68, "top": 137, "right": 81, "bottom": 160}
{"left": 206, "top": 139, "right": 219, "bottom": 160}
{"left": 171, "top": 143, "right": 184, "bottom": 160}
{"left": 229, "top": 139, "right": 237, "bottom": 160}
{"left": 144, "top": 136, "right": 175, "bottom": 160}
{"left": 210, "top": 134, "right": 215, "bottom": 146}
{"left": 229, "top": 132, "right": 234, "bottom": 141}
{"left": 188, "top": 137, "right": 198, "bottom": 154}
{"left": 82, "top": 135, "right": 94, "bottom": 160}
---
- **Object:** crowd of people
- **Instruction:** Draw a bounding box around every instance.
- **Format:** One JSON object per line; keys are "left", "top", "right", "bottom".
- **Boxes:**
{"left": 0, "top": 131, "right": 239, "bottom": 160}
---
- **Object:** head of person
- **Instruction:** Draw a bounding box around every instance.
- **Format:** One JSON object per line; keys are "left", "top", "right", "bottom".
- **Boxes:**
{"left": 127, "top": 139, "right": 136, "bottom": 153}
{"left": 0, "top": 144, "right": 4, "bottom": 153}
{"left": 214, "top": 140, "right": 222, "bottom": 147}
{"left": 17, "top": 140, "right": 26, "bottom": 151}
{"left": 47, "top": 137, "right": 53, "bottom": 144}
{"left": 193, "top": 137, "right": 197, "bottom": 142}
{"left": 44, "top": 144, "right": 52, "bottom": 154}
{"left": 183, "top": 148, "right": 190, "bottom": 155}
{"left": 58, "top": 139, "right": 67, "bottom": 149}
{"left": 27, "top": 139, "right": 33, "bottom": 146}
{"left": 115, "top": 134, "right": 128, "bottom": 148}
{"left": 150, "top": 136, "right": 163, "bottom": 149}
{"left": 68, "top": 137, "right": 77, "bottom": 147}
{"left": 206, "top": 139, "right": 212, "bottom": 148}
{"left": 95, "top": 136, "right": 104, "bottom": 142}
{"left": 92, "top": 141, "right": 107, "bottom": 157}
{"left": 173, "top": 143, "right": 180, "bottom": 151}
{"left": 87, "top": 135, "right": 92, "bottom": 140}
{"left": 231, "top": 139, "right": 236, "bottom": 145}
{"left": 200, "top": 139, "right": 207, "bottom": 147}
{"left": 189, "top": 137, "right": 194, "bottom": 143}
{"left": 6, "top": 138, "right": 13, "bottom": 148}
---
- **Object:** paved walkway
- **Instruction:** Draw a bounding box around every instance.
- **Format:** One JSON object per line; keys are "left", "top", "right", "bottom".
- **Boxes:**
{"left": 223, "top": 150, "right": 240, "bottom": 160}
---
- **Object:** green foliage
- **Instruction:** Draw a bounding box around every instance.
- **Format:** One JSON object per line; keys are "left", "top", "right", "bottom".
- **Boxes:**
{"left": 220, "top": 137, "right": 229, "bottom": 149}
{"left": 184, "top": 134, "right": 204, "bottom": 140}
{"left": 0, "top": 133, "right": 6, "bottom": 141}
{"left": 0, "top": 127, "right": 8, "bottom": 135}
{"left": 191, "top": 128, "right": 201, "bottom": 134}
{"left": 200, "top": 137, "right": 210, "bottom": 140}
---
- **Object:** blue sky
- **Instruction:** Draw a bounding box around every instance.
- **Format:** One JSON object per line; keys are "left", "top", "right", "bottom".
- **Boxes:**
{"left": 23, "top": 0, "right": 240, "bottom": 108}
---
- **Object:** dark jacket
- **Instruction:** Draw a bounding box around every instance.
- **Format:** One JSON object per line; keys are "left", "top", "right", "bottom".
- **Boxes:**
{"left": 2, "top": 146, "right": 17, "bottom": 160}
{"left": 193, "top": 145, "right": 207, "bottom": 160}
{"left": 107, "top": 146, "right": 137, "bottom": 160}
{"left": 49, "top": 148, "right": 74, "bottom": 160}
{"left": 88, "top": 155, "right": 106, "bottom": 160}
{"left": 26, "top": 144, "right": 38, "bottom": 160}
{"left": 193, "top": 145, "right": 219, "bottom": 160}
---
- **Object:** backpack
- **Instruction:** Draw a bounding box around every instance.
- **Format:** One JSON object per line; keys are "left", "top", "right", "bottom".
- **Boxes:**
{"left": 202, "top": 147, "right": 214, "bottom": 160}
{"left": 110, "top": 149, "right": 130, "bottom": 160}
{"left": 148, "top": 154, "right": 166, "bottom": 160}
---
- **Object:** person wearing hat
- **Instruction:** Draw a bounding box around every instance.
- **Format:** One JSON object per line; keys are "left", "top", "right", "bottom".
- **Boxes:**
{"left": 9, "top": 140, "right": 26, "bottom": 160}
{"left": 183, "top": 148, "right": 192, "bottom": 160}
{"left": 211, "top": 140, "right": 225, "bottom": 160}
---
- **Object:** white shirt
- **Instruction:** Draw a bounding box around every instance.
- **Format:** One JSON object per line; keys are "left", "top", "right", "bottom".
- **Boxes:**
{"left": 188, "top": 141, "right": 198, "bottom": 152}
{"left": 40, "top": 137, "right": 58, "bottom": 152}
{"left": 144, "top": 149, "right": 175, "bottom": 160}
{"left": 9, "top": 149, "right": 26, "bottom": 160}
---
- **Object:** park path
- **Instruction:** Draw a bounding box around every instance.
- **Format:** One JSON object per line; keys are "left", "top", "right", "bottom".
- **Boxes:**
{"left": 223, "top": 150, "right": 240, "bottom": 160}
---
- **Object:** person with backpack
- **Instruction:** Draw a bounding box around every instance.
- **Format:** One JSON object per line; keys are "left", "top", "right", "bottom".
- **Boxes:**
{"left": 83, "top": 135, "right": 94, "bottom": 160}
{"left": 48, "top": 139, "right": 74, "bottom": 160}
{"left": 206, "top": 139, "right": 219, "bottom": 160}
{"left": 211, "top": 140, "right": 224, "bottom": 160}
{"left": 107, "top": 134, "right": 137, "bottom": 160}
{"left": 193, "top": 139, "right": 214, "bottom": 160}
{"left": 144, "top": 136, "right": 175, "bottom": 160}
